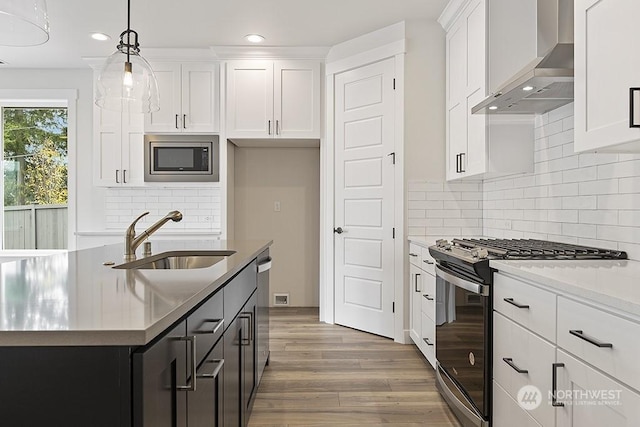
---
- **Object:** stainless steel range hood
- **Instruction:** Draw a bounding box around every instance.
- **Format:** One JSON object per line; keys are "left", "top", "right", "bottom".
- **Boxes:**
{"left": 472, "top": 0, "right": 574, "bottom": 115}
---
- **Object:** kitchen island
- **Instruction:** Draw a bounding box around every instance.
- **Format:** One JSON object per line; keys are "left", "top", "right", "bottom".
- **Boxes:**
{"left": 0, "top": 239, "right": 272, "bottom": 427}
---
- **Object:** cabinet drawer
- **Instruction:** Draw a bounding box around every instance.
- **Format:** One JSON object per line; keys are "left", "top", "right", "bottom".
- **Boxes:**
{"left": 556, "top": 349, "right": 640, "bottom": 427}
{"left": 492, "top": 381, "right": 542, "bottom": 427}
{"left": 187, "top": 290, "right": 224, "bottom": 365}
{"left": 494, "top": 273, "right": 556, "bottom": 342}
{"left": 557, "top": 296, "right": 640, "bottom": 392}
{"left": 224, "top": 261, "right": 257, "bottom": 322}
{"left": 420, "top": 311, "right": 436, "bottom": 369}
{"left": 420, "top": 246, "right": 436, "bottom": 276}
{"left": 409, "top": 243, "right": 422, "bottom": 267}
{"left": 421, "top": 272, "right": 436, "bottom": 320}
{"left": 493, "top": 312, "right": 555, "bottom": 427}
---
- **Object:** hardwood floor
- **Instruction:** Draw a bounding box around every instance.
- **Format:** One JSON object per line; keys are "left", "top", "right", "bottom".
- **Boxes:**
{"left": 248, "top": 307, "right": 462, "bottom": 427}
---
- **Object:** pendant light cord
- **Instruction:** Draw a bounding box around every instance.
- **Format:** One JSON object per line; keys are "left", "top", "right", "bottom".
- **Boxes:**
{"left": 126, "top": 0, "right": 131, "bottom": 63}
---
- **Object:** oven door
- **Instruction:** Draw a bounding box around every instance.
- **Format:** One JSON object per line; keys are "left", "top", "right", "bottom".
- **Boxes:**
{"left": 435, "top": 263, "right": 491, "bottom": 427}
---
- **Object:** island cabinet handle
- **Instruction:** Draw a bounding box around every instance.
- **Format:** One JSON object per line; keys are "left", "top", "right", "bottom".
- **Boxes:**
{"left": 239, "top": 312, "right": 254, "bottom": 344}
{"left": 258, "top": 258, "right": 272, "bottom": 273}
{"left": 197, "top": 319, "right": 224, "bottom": 335}
{"left": 177, "top": 335, "right": 197, "bottom": 391}
{"left": 503, "top": 298, "right": 530, "bottom": 309}
{"left": 503, "top": 357, "right": 528, "bottom": 374}
{"left": 197, "top": 359, "right": 224, "bottom": 379}
{"left": 569, "top": 330, "right": 613, "bottom": 348}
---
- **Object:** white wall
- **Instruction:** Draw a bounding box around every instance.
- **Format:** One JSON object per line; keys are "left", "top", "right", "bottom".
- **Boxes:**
{"left": 404, "top": 19, "right": 446, "bottom": 182}
{"left": 234, "top": 147, "right": 320, "bottom": 307}
{"left": 0, "top": 69, "right": 106, "bottom": 234}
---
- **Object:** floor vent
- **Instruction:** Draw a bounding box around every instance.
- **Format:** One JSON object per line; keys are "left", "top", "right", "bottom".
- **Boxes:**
{"left": 273, "top": 293, "right": 290, "bottom": 306}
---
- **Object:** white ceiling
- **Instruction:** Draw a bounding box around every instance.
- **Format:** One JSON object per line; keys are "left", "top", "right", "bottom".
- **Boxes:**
{"left": 0, "top": 0, "right": 447, "bottom": 68}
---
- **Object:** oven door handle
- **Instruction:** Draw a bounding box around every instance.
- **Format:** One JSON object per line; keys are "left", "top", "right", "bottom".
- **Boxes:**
{"left": 435, "top": 264, "right": 489, "bottom": 296}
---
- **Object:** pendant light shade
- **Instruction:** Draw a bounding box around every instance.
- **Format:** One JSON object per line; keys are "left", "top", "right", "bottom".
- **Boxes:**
{"left": 95, "top": 0, "right": 160, "bottom": 114}
{"left": 0, "top": 0, "right": 50, "bottom": 46}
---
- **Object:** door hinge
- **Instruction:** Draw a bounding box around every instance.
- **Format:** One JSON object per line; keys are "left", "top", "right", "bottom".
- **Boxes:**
{"left": 392, "top": 301, "right": 395, "bottom": 313}
{"left": 388, "top": 152, "right": 395, "bottom": 164}
{"left": 392, "top": 227, "right": 395, "bottom": 239}
{"left": 393, "top": 78, "right": 396, "bottom": 90}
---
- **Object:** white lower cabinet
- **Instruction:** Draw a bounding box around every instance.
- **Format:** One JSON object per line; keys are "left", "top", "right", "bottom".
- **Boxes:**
{"left": 556, "top": 350, "right": 640, "bottom": 427}
{"left": 492, "top": 272, "right": 640, "bottom": 427}
{"left": 493, "top": 381, "right": 542, "bottom": 427}
{"left": 408, "top": 241, "right": 436, "bottom": 368}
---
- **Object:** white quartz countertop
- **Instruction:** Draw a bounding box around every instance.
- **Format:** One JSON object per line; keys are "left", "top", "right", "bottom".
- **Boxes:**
{"left": 490, "top": 259, "right": 640, "bottom": 317}
{"left": 0, "top": 239, "right": 271, "bottom": 347}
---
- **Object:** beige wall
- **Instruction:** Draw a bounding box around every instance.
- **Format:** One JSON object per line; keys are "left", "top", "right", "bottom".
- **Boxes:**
{"left": 404, "top": 19, "right": 446, "bottom": 182}
{"left": 234, "top": 147, "right": 320, "bottom": 307}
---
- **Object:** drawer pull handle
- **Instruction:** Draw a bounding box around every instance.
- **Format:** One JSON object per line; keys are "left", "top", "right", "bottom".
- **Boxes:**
{"left": 502, "top": 357, "right": 528, "bottom": 374}
{"left": 552, "top": 362, "right": 565, "bottom": 407}
{"left": 423, "top": 338, "right": 434, "bottom": 346}
{"left": 423, "top": 259, "right": 434, "bottom": 265}
{"left": 569, "top": 330, "right": 613, "bottom": 348}
{"left": 198, "top": 359, "right": 224, "bottom": 379}
{"left": 177, "top": 335, "right": 197, "bottom": 391}
{"left": 423, "top": 294, "right": 434, "bottom": 301}
{"left": 503, "top": 298, "right": 530, "bottom": 309}
{"left": 197, "top": 318, "right": 224, "bottom": 335}
{"left": 409, "top": 253, "right": 418, "bottom": 257}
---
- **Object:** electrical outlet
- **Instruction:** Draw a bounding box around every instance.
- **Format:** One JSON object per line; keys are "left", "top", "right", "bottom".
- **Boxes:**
{"left": 274, "top": 201, "right": 281, "bottom": 212}
{"left": 203, "top": 216, "right": 212, "bottom": 222}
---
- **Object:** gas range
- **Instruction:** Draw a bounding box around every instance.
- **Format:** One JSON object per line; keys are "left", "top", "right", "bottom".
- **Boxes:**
{"left": 429, "top": 238, "right": 628, "bottom": 283}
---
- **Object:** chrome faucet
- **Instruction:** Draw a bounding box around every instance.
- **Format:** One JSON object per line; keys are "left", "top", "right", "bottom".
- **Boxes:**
{"left": 124, "top": 210, "right": 183, "bottom": 261}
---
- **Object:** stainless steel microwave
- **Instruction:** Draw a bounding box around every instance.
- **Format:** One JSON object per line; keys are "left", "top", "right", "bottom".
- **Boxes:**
{"left": 144, "top": 135, "right": 219, "bottom": 182}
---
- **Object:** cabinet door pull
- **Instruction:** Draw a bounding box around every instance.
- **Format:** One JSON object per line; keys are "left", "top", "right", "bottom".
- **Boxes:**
{"left": 115, "top": 169, "right": 120, "bottom": 184}
{"left": 257, "top": 258, "right": 272, "bottom": 273}
{"left": 503, "top": 357, "right": 528, "bottom": 374}
{"left": 503, "top": 298, "right": 529, "bottom": 309}
{"left": 409, "top": 252, "right": 418, "bottom": 257}
{"left": 177, "top": 335, "right": 197, "bottom": 391}
{"left": 423, "top": 338, "right": 434, "bottom": 346}
{"left": 552, "top": 362, "right": 565, "bottom": 407}
{"left": 455, "top": 154, "right": 460, "bottom": 173}
{"left": 198, "top": 359, "right": 224, "bottom": 379}
{"left": 268, "top": 120, "right": 271, "bottom": 135}
{"left": 569, "top": 330, "right": 613, "bottom": 348}
{"left": 175, "top": 114, "right": 179, "bottom": 129}
{"left": 423, "top": 259, "right": 434, "bottom": 265}
{"left": 276, "top": 119, "right": 279, "bottom": 135}
{"left": 239, "top": 312, "right": 254, "bottom": 343}
{"left": 123, "top": 169, "right": 127, "bottom": 183}
{"left": 459, "top": 152, "right": 466, "bottom": 173}
{"left": 423, "top": 294, "right": 434, "bottom": 301}
{"left": 197, "top": 319, "right": 224, "bottom": 334}
{"left": 630, "top": 87, "right": 640, "bottom": 127}
{"left": 414, "top": 273, "right": 421, "bottom": 293}
{"left": 183, "top": 114, "right": 186, "bottom": 129}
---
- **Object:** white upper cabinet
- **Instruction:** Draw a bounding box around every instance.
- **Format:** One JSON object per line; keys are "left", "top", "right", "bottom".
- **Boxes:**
{"left": 94, "top": 103, "right": 144, "bottom": 187}
{"left": 441, "top": 0, "right": 533, "bottom": 181}
{"left": 226, "top": 60, "right": 320, "bottom": 139}
{"left": 145, "top": 62, "right": 219, "bottom": 133}
{"left": 575, "top": 0, "right": 640, "bottom": 152}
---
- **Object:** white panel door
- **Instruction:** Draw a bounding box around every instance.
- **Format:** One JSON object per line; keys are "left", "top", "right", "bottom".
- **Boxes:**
{"left": 144, "top": 62, "right": 182, "bottom": 133}
{"left": 274, "top": 61, "right": 320, "bottom": 139}
{"left": 181, "top": 63, "right": 219, "bottom": 133}
{"left": 226, "top": 60, "right": 274, "bottom": 138}
{"left": 575, "top": 0, "right": 640, "bottom": 152}
{"left": 334, "top": 58, "right": 395, "bottom": 338}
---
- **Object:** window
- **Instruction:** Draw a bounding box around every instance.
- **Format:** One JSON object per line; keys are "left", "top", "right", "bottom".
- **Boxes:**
{"left": 1, "top": 103, "right": 68, "bottom": 249}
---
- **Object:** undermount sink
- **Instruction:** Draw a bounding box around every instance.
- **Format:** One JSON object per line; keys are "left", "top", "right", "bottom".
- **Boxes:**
{"left": 113, "top": 250, "right": 236, "bottom": 270}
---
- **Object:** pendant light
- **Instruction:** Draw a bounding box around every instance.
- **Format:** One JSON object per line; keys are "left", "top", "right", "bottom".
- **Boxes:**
{"left": 95, "top": 0, "right": 159, "bottom": 113}
{"left": 0, "top": 0, "right": 50, "bottom": 46}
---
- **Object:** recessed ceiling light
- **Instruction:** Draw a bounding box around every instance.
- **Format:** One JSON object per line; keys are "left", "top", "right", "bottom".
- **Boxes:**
{"left": 489, "top": 106, "right": 498, "bottom": 110}
{"left": 91, "top": 32, "right": 111, "bottom": 41}
{"left": 522, "top": 85, "right": 534, "bottom": 91}
{"left": 245, "top": 34, "right": 265, "bottom": 43}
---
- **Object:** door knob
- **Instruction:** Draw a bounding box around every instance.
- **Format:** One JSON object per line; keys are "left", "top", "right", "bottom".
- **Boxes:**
{"left": 334, "top": 227, "right": 344, "bottom": 234}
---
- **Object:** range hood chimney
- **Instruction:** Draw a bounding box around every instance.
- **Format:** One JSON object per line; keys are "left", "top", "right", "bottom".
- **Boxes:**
{"left": 472, "top": 0, "right": 574, "bottom": 115}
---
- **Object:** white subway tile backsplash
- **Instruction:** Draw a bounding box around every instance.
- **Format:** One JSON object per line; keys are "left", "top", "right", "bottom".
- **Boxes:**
{"left": 104, "top": 186, "right": 221, "bottom": 230}
{"left": 597, "top": 160, "right": 640, "bottom": 179}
